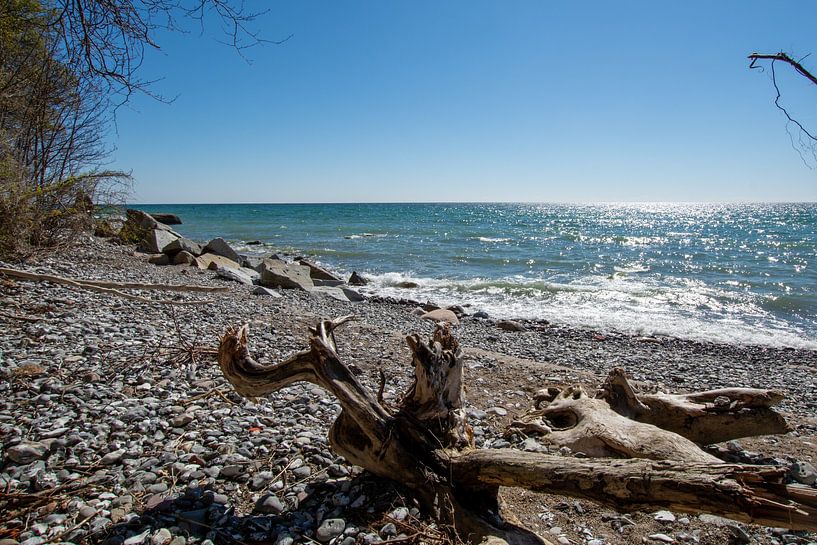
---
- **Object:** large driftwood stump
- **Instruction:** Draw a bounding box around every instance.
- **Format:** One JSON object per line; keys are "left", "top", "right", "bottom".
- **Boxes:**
{"left": 219, "top": 319, "right": 817, "bottom": 544}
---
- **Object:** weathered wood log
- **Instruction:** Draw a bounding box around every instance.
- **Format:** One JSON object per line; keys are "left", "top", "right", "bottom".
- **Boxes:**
{"left": 509, "top": 385, "right": 720, "bottom": 463}
{"left": 218, "top": 319, "right": 817, "bottom": 544}
{"left": 450, "top": 450, "right": 817, "bottom": 530}
{"left": 0, "top": 267, "right": 227, "bottom": 305}
{"left": 599, "top": 367, "right": 792, "bottom": 444}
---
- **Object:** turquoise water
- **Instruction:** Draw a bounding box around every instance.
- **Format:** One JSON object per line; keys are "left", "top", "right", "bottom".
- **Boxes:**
{"left": 139, "top": 203, "right": 817, "bottom": 349}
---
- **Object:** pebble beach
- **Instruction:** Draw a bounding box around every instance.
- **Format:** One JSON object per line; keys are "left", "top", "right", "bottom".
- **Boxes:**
{"left": 1, "top": 233, "right": 816, "bottom": 545}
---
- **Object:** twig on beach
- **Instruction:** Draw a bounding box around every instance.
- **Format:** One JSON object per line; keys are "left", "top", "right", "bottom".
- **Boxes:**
{"left": 0, "top": 267, "right": 227, "bottom": 305}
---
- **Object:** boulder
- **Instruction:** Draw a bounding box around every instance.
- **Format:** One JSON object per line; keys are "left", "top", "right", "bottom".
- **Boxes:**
{"left": 252, "top": 286, "right": 282, "bottom": 298}
{"left": 139, "top": 228, "right": 180, "bottom": 254}
{"left": 151, "top": 213, "right": 182, "bottom": 225}
{"left": 348, "top": 271, "right": 368, "bottom": 286}
{"left": 173, "top": 251, "right": 197, "bottom": 265}
{"left": 295, "top": 258, "right": 342, "bottom": 281}
{"left": 203, "top": 238, "right": 241, "bottom": 264}
{"left": 148, "top": 253, "right": 170, "bottom": 266}
{"left": 125, "top": 209, "right": 179, "bottom": 234}
{"left": 308, "top": 286, "right": 351, "bottom": 302}
{"left": 163, "top": 237, "right": 203, "bottom": 257}
{"left": 194, "top": 253, "right": 241, "bottom": 271}
{"left": 216, "top": 266, "right": 256, "bottom": 285}
{"left": 313, "top": 278, "right": 345, "bottom": 287}
{"left": 247, "top": 256, "right": 285, "bottom": 273}
{"left": 497, "top": 320, "right": 526, "bottom": 332}
{"left": 396, "top": 281, "right": 419, "bottom": 289}
{"left": 259, "top": 261, "right": 314, "bottom": 291}
{"left": 420, "top": 309, "right": 460, "bottom": 325}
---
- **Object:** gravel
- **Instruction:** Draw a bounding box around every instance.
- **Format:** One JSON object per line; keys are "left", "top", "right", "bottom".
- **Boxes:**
{"left": 1, "top": 235, "right": 815, "bottom": 545}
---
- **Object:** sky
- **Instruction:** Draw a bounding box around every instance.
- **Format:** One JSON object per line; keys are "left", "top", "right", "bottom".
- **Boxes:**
{"left": 112, "top": 1, "right": 817, "bottom": 204}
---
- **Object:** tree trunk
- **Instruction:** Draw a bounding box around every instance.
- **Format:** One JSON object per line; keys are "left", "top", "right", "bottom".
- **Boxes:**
{"left": 217, "top": 319, "right": 817, "bottom": 544}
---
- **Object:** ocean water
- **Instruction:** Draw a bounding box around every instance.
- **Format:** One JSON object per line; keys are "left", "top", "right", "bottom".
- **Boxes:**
{"left": 138, "top": 203, "right": 817, "bottom": 349}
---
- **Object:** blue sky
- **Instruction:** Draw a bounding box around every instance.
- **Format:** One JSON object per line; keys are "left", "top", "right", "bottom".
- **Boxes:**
{"left": 113, "top": 1, "right": 817, "bottom": 203}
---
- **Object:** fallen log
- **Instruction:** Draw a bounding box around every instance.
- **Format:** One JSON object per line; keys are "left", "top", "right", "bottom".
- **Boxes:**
{"left": 0, "top": 267, "right": 227, "bottom": 305}
{"left": 218, "top": 319, "right": 816, "bottom": 544}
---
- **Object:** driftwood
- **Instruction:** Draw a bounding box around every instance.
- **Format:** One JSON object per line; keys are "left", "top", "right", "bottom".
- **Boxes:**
{"left": 0, "top": 267, "right": 227, "bottom": 305}
{"left": 509, "top": 367, "right": 791, "bottom": 460}
{"left": 218, "top": 319, "right": 817, "bottom": 545}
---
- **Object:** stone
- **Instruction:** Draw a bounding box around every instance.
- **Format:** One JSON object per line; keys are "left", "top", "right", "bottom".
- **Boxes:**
{"left": 340, "top": 287, "right": 365, "bottom": 302}
{"left": 420, "top": 309, "right": 459, "bottom": 325}
{"left": 203, "top": 238, "right": 241, "bottom": 263}
{"left": 123, "top": 529, "right": 151, "bottom": 545}
{"left": 791, "top": 461, "right": 817, "bottom": 485}
{"left": 486, "top": 406, "right": 508, "bottom": 416}
{"left": 100, "top": 449, "right": 126, "bottom": 465}
{"left": 727, "top": 524, "right": 752, "bottom": 543}
{"left": 6, "top": 442, "right": 49, "bottom": 464}
{"left": 295, "top": 258, "right": 342, "bottom": 281}
{"left": 216, "top": 266, "right": 255, "bottom": 285}
{"left": 255, "top": 494, "right": 286, "bottom": 514}
{"left": 173, "top": 251, "right": 196, "bottom": 266}
{"left": 151, "top": 529, "right": 173, "bottom": 545}
{"left": 379, "top": 523, "right": 397, "bottom": 537}
{"left": 252, "top": 286, "right": 282, "bottom": 298}
{"left": 496, "top": 320, "right": 526, "bottom": 332}
{"left": 308, "top": 286, "right": 351, "bottom": 302}
{"left": 151, "top": 213, "right": 182, "bottom": 225}
{"left": 648, "top": 534, "right": 674, "bottom": 543}
{"left": 654, "top": 510, "right": 676, "bottom": 523}
{"left": 316, "top": 519, "right": 345, "bottom": 542}
{"left": 313, "top": 278, "right": 345, "bottom": 287}
{"left": 395, "top": 281, "right": 419, "bottom": 289}
{"left": 348, "top": 271, "right": 368, "bottom": 286}
{"left": 258, "top": 261, "right": 314, "bottom": 291}
{"left": 163, "top": 238, "right": 202, "bottom": 257}
{"left": 140, "top": 229, "right": 180, "bottom": 254}
{"left": 148, "top": 254, "right": 171, "bottom": 266}
{"left": 249, "top": 257, "right": 285, "bottom": 273}
{"left": 194, "top": 253, "right": 241, "bottom": 271}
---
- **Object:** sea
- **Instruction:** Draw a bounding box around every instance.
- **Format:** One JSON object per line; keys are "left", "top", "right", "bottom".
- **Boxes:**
{"left": 137, "top": 202, "right": 817, "bottom": 350}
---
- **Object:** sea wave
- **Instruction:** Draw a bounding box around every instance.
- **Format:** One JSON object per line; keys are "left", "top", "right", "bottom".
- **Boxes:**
{"left": 360, "top": 271, "right": 817, "bottom": 350}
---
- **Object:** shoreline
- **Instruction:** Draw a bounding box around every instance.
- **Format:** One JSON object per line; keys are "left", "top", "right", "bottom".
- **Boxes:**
{"left": 1, "top": 234, "right": 815, "bottom": 545}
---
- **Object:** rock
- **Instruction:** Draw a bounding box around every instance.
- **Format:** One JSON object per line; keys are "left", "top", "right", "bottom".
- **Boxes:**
{"left": 249, "top": 257, "right": 285, "bottom": 273}
{"left": 726, "top": 524, "right": 751, "bottom": 543}
{"left": 654, "top": 510, "right": 676, "bottom": 523}
{"left": 151, "top": 213, "right": 182, "bottom": 225}
{"left": 148, "top": 253, "right": 170, "bottom": 266}
{"left": 395, "top": 281, "right": 419, "bottom": 289}
{"left": 473, "top": 310, "right": 490, "bottom": 319}
{"left": 216, "top": 266, "right": 256, "bottom": 285}
{"left": 389, "top": 507, "right": 409, "bottom": 522}
{"left": 420, "top": 309, "right": 459, "bottom": 325}
{"left": 100, "top": 449, "right": 126, "bottom": 465}
{"left": 316, "top": 519, "right": 345, "bottom": 542}
{"left": 308, "top": 286, "right": 351, "bottom": 302}
{"left": 252, "top": 286, "right": 282, "bottom": 298}
{"left": 379, "top": 523, "right": 397, "bottom": 537}
{"left": 447, "top": 305, "right": 467, "bottom": 317}
{"left": 258, "top": 261, "right": 314, "bottom": 291}
{"left": 790, "top": 461, "right": 817, "bottom": 485}
{"left": 486, "top": 406, "right": 508, "bottom": 417}
{"left": 295, "top": 258, "right": 342, "bottom": 281}
{"left": 648, "top": 534, "right": 674, "bottom": 543}
{"left": 313, "top": 278, "right": 345, "bottom": 287}
{"left": 6, "top": 442, "right": 49, "bottom": 464}
{"left": 150, "top": 529, "right": 173, "bottom": 545}
{"left": 126, "top": 209, "right": 163, "bottom": 231}
{"left": 163, "top": 238, "right": 202, "bottom": 257}
{"left": 255, "top": 494, "right": 286, "bottom": 514}
{"left": 194, "top": 253, "right": 241, "bottom": 271}
{"left": 203, "top": 238, "right": 241, "bottom": 263}
{"left": 140, "top": 229, "right": 180, "bottom": 254}
{"left": 496, "top": 320, "right": 526, "bottom": 332}
{"left": 173, "top": 251, "right": 196, "bottom": 266}
{"left": 410, "top": 307, "right": 426, "bottom": 317}
{"left": 340, "top": 287, "right": 365, "bottom": 302}
{"left": 123, "top": 529, "right": 151, "bottom": 545}
{"left": 348, "top": 271, "right": 368, "bottom": 286}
